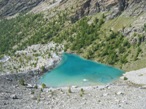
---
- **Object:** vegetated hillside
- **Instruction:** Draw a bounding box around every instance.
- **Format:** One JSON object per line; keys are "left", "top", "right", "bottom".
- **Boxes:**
{"left": 0, "top": 0, "right": 146, "bottom": 73}
{"left": 0, "top": 12, "right": 67, "bottom": 55}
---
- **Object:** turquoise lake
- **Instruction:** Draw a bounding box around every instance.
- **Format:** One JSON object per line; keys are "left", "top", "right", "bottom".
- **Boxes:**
{"left": 39, "top": 53, "right": 124, "bottom": 87}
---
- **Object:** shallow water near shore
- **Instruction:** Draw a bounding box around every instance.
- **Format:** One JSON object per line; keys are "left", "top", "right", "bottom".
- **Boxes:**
{"left": 39, "top": 53, "right": 124, "bottom": 87}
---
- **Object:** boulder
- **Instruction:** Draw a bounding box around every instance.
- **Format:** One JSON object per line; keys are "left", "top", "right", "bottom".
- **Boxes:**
{"left": 10, "top": 94, "right": 18, "bottom": 99}
{"left": 116, "top": 91, "right": 124, "bottom": 95}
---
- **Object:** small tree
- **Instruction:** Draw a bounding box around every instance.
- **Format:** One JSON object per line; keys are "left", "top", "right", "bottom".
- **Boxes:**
{"left": 80, "top": 88, "right": 84, "bottom": 97}
{"left": 40, "top": 66, "right": 47, "bottom": 73}
{"left": 34, "top": 84, "right": 38, "bottom": 89}
{"left": 124, "top": 77, "right": 128, "bottom": 80}
{"left": 42, "top": 83, "right": 46, "bottom": 89}
{"left": 68, "top": 87, "right": 72, "bottom": 93}
{"left": 19, "top": 79, "right": 25, "bottom": 86}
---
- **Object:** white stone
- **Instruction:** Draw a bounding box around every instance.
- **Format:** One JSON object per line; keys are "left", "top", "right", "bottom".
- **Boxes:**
{"left": 116, "top": 91, "right": 124, "bottom": 95}
{"left": 141, "top": 85, "right": 146, "bottom": 89}
{"left": 103, "top": 93, "right": 108, "bottom": 97}
{"left": 26, "top": 84, "right": 33, "bottom": 88}
{"left": 10, "top": 94, "right": 18, "bottom": 99}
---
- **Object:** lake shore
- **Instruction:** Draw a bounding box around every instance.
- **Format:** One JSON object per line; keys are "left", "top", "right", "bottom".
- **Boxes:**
{"left": 0, "top": 68, "right": 146, "bottom": 109}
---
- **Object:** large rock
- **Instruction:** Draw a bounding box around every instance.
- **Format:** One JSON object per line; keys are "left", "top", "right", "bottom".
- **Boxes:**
{"left": 10, "top": 94, "right": 18, "bottom": 99}
{"left": 118, "top": 0, "right": 127, "bottom": 11}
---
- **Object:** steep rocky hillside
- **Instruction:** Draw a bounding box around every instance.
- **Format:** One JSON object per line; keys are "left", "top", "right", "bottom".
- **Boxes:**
{"left": 0, "top": 0, "right": 44, "bottom": 17}
{"left": 0, "top": 0, "right": 146, "bottom": 73}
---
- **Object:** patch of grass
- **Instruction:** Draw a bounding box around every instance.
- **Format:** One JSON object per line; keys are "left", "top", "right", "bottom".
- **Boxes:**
{"left": 101, "top": 16, "right": 135, "bottom": 31}
{"left": 139, "top": 74, "right": 143, "bottom": 76}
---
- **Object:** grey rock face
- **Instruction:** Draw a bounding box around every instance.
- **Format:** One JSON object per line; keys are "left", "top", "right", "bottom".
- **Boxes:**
{"left": 0, "top": 0, "right": 43, "bottom": 17}
{"left": 71, "top": 0, "right": 146, "bottom": 23}
{"left": 118, "top": 0, "right": 128, "bottom": 11}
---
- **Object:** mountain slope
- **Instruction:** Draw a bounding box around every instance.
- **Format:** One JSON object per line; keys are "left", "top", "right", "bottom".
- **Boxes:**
{"left": 0, "top": 0, "right": 146, "bottom": 73}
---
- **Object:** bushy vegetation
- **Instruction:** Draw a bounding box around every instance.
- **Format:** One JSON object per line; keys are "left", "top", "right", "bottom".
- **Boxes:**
{"left": 0, "top": 14, "right": 43, "bottom": 54}
{"left": 124, "top": 77, "right": 128, "bottom": 80}
{"left": 68, "top": 87, "right": 72, "bottom": 93}
{"left": 42, "top": 83, "right": 46, "bottom": 88}
{"left": 0, "top": 12, "right": 67, "bottom": 55}
{"left": 80, "top": 88, "right": 84, "bottom": 97}
{"left": 19, "top": 78, "right": 25, "bottom": 86}
{"left": 0, "top": 9, "right": 144, "bottom": 70}
{"left": 54, "top": 15, "right": 132, "bottom": 66}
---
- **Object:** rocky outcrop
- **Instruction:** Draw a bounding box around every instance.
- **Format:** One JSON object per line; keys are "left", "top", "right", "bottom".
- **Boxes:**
{"left": 118, "top": 0, "right": 127, "bottom": 11}
{"left": 0, "top": 0, "right": 144, "bottom": 19}
{"left": 1, "top": 42, "right": 63, "bottom": 74}
{"left": 121, "top": 0, "right": 146, "bottom": 39}
{"left": 0, "top": 0, "right": 43, "bottom": 17}
{"left": 71, "top": 0, "right": 145, "bottom": 22}
{"left": 71, "top": 0, "right": 121, "bottom": 22}
{"left": 70, "top": 0, "right": 92, "bottom": 23}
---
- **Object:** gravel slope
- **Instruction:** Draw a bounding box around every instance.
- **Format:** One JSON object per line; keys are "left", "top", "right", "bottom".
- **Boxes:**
{"left": 0, "top": 70, "right": 146, "bottom": 109}
{"left": 124, "top": 68, "right": 146, "bottom": 85}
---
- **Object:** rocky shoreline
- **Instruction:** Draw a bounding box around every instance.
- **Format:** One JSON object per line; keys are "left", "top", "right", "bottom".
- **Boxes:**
{"left": 0, "top": 68, "right": 146, "bottom": 109}
{"left": 0, "top": 42, "right": 63, "bottom": 74}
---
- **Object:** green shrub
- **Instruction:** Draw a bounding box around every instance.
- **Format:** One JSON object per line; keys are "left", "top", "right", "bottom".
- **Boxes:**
{"left": 124, "top": 77, "right": 128, "bottom": 80}
{"left": 41, "top": 66, "right": 46, "bottom": 73}
{"left": 68, "top": 87, "right": 72, "bottom": 93}
{"left": 19, "top": 79, "right": 25, "bottom": 86}
{"left": 42, "top": 83, "right": 46, "bottom": 88}
{"left": 34, "top": 84, "right": 38, "bottom": 89}
{"left": 80, "top": 88, "right": 84, "bottom": 97}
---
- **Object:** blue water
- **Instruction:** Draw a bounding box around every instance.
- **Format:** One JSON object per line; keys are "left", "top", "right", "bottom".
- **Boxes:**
{"left": 39, "top": 53, "right": 124, "bottom": 87}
